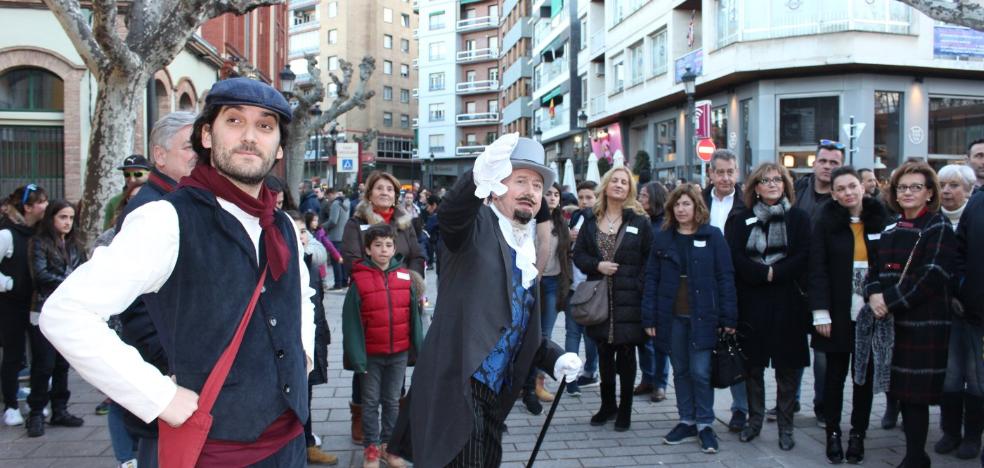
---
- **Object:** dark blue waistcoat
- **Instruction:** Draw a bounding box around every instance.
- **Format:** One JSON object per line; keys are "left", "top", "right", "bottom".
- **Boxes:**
{"left": 142, "top": 187, "right": 309, "bottom": 442}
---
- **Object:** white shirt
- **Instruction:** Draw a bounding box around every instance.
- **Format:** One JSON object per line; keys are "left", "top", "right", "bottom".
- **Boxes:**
{"left": 39, "top": 199, "right": 315, "bottom": 424}
{"left": 709, "top": 187, "right": 736, "bottom": 233}
{"left": 0, "top": 229, "right": 13, "bottom": 291}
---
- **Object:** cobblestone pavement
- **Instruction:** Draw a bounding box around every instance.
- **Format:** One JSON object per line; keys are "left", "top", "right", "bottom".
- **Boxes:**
{"left": 0, "top": 272, "right": 974, "bottom": 467}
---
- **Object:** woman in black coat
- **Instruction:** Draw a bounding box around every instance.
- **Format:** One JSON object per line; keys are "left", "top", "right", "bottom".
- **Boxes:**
{"left": 725, "top": 162, "right": 810, "bottom": 451}
{"left": 573, "top": 167, "right": 652, "bottom": 432}
{"left": 865, "top": 161, "right": 957, "bottom": 468}
{"left": 808, "top": 167, "right": 887, "bottom": 464}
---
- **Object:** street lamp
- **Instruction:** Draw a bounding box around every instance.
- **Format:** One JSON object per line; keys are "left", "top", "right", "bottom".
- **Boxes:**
{"left": 681, "top": 66, "right": 697, "bottom": 183}
{"left": 278, "top": 64, "right": 296, "bottom": 97}
{"left": 429, "top": 152, "right": 435, "bottom": 189}
{"left": 328, "top": 125, "right": 339, "bottom": 187}
{"left": 534, "top": 127, "right": 543, "bottom": 143}
{"left": 577, "top": 110, "right": 588, "bottom": 179}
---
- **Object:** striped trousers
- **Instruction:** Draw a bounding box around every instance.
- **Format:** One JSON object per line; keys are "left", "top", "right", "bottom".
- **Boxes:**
{"left": 446, "top": 379, "right": 506, "bottom": 468}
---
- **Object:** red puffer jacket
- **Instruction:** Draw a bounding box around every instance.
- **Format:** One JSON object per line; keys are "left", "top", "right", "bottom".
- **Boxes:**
{"left": 349, "top": 260, "right": 413, "bottom": 355}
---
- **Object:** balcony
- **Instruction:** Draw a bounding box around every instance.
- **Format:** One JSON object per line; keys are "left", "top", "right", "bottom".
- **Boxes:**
{"left": 288, "top": 0, "right": 317, "bottom": 10}
{"left": 412, "top": 59, "right": 419, "bottom": 69}
{"left": 288, "top": 46, "right": 320, "bottom": 59}
{"left": 456, "top": 112, "right": 499, "bottom": 126}
{"left": 289, "top": 21, "right": 319, "bottom": 34}
{"left": 412, "top": 118, "right": 418, "bottom": 128}
{"left": 413, "top": 28, "right": 419, "bottom": 39}
{"left": 457, "top": 16, "right": 500, "bottom": 32}
{"left": 589, "top": 30, "right": 605, "bottom": 60}
{"left": 589, "top": 95, "right": 606, "bottom": 116}
{"left": 457, "top": 145, "right": 487, "bottom": 156}
{"left": 455, "top": 80, "right": 499, "bottom": 95}
{"left": 412, "top": 0, "right": 418, "bottom": 12}
{"left": 456, "top": 47, "right": 499, "bottom": 63}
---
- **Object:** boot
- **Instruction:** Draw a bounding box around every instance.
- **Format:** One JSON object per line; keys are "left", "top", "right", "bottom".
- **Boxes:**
{"left": 49, "top": 409, "right": 84, "bottom": 427}
{"left": 590, "top": 375, "right": 617, "bottom": 426}
{"left": 349, "top": 401, "right": 364, "bottom": 445}
{"left": 846, "top": 431, "right": 865, "bottom": 464}
{"left": 25, "top": 412, "right": 44, "bottom": 438}
{"left": 882, "top": 396, "right": 900, "bottom": 430}
{"left": 614, "top": 372, "right": 633, "bottom": 432}
{"left": 826, "top": 431, "right": 844, "bottom": 464}
{"left": 957, "top": 392, "right": 983, "bottom": 460}
{"left": 935, "top": 392, "right": 963, "bottom": 454}
{"left": 534, "top": 373, "right": 554, "bottom": 403}
{"left": 307, "top": 446, "right": 339, "bottom": 465}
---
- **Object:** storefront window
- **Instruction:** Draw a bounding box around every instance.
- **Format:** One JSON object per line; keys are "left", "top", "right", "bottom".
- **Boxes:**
{"left": 778, "top": 96, "right": 839, "bottom": 172}
{"left": 929, "top": 96, "right": 984, "bottom": 156}
{"left": 741, "top": 99, "right": 752, "bottom": 177}
{"left": 711, "top": 106, "right": 728, "bottom": 150}
{"left": 654, "top": 118, "right": 676, "bottom": 164}
{"left": 874, "top": 91, "right": 903, "bottom": 170}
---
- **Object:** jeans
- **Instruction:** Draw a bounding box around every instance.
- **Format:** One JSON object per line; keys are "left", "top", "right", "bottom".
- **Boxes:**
{"left": 26, "top": 325, "right": 70, "bottom": 414}
{"left": 730, "top": 381, "right": 748, "bottom": 414}
{"left": 638, "top": 338, "right": 670, "bottom": 389}
{"left": 563, "top": 308, "right": 598, "bottom": 375}
{"left": 108, "top": 402, "right": 139, "bottom": 462}
{"left": 824, "top": 351, "right": 874, "bottom": 436}
{"left": 540, "top": 276, "right": 559, "bottom": 339}
{"left": 943, "top": 318, "right": 984, "bottom": 396}
{"left": 669, "top": 315, "right": 715, "bottom": 429}
{"left": 747, "top": 366, "right": 800, "bottom": 433}
{"left": 0, "top": 304, "right": 28, "bottom": 410}
{"left": 331, "top": 240, "right": 349, "bottom": 287}
{"left": 361, "top": 352, "right": 408, "bottom": 447}
{"left": 793, "top": 350, "right": 827, "bottom": 407}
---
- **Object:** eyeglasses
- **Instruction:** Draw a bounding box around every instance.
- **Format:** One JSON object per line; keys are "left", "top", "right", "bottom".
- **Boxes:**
{"left": 818, "top": 139, "right": 846, "bottom": 151}
{"left": 895, "top": 183, "right": 926, "bottom": 194}
{"left": 758, "top": 177, "right": 784, "bottom": 186}
{"left": 21, "top": 183, "right": 37, "bottom": 205}
{"left": 124, "top": 171, "right": 147, "bottom": 179}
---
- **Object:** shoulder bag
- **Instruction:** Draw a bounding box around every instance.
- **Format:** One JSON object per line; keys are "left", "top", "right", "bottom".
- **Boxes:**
{"left": 569, "top": 224, "right": 626, "bottom": 326}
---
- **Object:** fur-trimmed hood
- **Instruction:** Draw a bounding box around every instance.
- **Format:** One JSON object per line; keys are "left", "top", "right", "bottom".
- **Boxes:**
{"left": 353, "top": 200, "right": 414, "bottom": 231}
{"left": 816, "top": 196, "right": 888, "bottom": 235}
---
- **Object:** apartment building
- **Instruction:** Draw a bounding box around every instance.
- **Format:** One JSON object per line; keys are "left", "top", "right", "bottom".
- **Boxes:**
{"left": 288, "top": 0, "right": 419, "bottom": 183}
{"left": 582, "top": 0, "right": 984, "bottom": 183}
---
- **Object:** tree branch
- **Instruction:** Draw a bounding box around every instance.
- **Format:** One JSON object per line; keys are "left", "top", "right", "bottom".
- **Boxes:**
{"left": 319, "top": 56, "right": 376, "bottom": 128}
{"left": 41, "top": 0, "right": 108, "bottom": 72}
{"left": 90, "top": 0, "right": 140, "bottom": 70}
{"left": 898, "top": 0, "right": 984, "bottom": 31}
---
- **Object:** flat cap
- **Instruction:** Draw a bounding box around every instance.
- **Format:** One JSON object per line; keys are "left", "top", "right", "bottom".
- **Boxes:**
{"left": 205, "top": 77, "right": 293, "bottom": 123}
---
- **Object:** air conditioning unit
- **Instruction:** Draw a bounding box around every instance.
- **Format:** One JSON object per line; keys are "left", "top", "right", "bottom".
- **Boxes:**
{"left": 594, "top": 62, "right": 605, "bottom": 77}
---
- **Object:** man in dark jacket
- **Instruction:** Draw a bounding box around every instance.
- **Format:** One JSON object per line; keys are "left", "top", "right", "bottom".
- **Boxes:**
{"left": 955, "top": 191, "right": 984, "bottom": 461}
{"left": 389, "top": 134, "right": 581, "bottom": 467}
{"left": 299, "top": 181, "right": 320, "bottom": 214}
{"left": 967, "top": 139, "right": 984, "bottom": 194}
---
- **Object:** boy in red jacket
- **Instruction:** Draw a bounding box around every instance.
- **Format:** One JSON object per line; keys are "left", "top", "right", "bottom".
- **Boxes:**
{"left": 343, "top": 224, "right": 423, "bottom": 468}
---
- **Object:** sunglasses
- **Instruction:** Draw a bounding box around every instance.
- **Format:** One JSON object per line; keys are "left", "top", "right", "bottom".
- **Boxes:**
{"left": 21, "top": 183, "right": 37, "bottom": 205}
{"left": 818, "top": 139, "right": 846, "bottom": 151}
{"left": 124, "top": 171, "right": 147, "bottom": 179}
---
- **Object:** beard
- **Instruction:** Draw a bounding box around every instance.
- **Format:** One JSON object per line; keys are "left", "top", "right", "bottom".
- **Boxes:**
{"left": 210, "top": 141, "right": 277, "bottom": 186}
{"left": 513, "top": 209, "right": 533, "bottom": 224}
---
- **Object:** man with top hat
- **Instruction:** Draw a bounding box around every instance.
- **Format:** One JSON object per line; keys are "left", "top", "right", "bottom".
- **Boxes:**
{"left": 103, "top": 154, "right": 151, "bottom": 229}
{"left": 40, "top": 77, "right": 316, "bottom": 467}
{"left": 388, "top": 133, "right": 583, "bottom": 467}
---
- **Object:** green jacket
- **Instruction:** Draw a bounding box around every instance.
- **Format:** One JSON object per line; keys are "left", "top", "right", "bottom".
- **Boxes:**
{"left": 342, "top": 256, "right": 424, "bottom": 373}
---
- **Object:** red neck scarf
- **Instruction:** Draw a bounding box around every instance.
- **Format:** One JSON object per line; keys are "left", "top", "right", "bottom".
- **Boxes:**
{"left": 180, "top": 165, "right": 290, "bottom": 280}
{"left": 374, "top": 206, "right": 395, "bottom": 225}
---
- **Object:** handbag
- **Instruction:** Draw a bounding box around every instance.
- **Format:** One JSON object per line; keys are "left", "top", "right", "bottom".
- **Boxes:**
{"left": 569, "top": 226, "right": 626, "bottom": 327}
{"left": 711, "top": 332, "right": 747, "bottom": 389}
{"left": 157, "top": 267, "right": 268, "bottom": 468}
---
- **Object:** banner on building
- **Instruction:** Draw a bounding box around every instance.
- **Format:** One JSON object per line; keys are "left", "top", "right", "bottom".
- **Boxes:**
{"left": 695, "top": 100, "right": 712, "bottom": 140}
{"left": 336, "top": 142, "right": 359, "bottom": 173}
{"left": 674, "top": 49, "right": 703, "bottom": 83}
{"left": 934, "top": 26, "right": 984, "bottom": 58}
{"left": 590, "top": 123, "right": 623, "bottom": 164}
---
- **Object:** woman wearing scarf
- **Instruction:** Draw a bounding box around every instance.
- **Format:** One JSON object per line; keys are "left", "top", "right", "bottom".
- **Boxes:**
{"left": 725, "top": 163, "right": 811, "bottom": 451}
{"left": 341, "top": 170, "right": 425, "bottom": 445}
{"left": 865, "top": 161, "right": 957, "bottom": 467}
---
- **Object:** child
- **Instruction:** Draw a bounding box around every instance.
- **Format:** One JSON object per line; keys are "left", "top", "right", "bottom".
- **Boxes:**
{"left": 305, "top": 212, "right": 343, "bottom": 288}
{"left": 343, "top": 224, "right": 422, "bottom": 468}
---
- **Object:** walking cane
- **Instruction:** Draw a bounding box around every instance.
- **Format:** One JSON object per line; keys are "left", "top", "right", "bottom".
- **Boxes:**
{"left": 526, "top": 379, "right": 566, "bottom": 467}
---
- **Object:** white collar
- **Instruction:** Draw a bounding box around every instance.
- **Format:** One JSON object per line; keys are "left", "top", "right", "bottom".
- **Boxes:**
{"left": 713, "top": 187, "right": 736, "bottom": 202}
{"left": 489, "top": 204, "right": 538, "bottom": 289}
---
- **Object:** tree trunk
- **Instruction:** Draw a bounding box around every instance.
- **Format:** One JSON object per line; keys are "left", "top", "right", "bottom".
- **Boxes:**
{"left": 78, "top": 68, "right": 147, "bottom": 248}
{"left": 286, "top": 126, "right": 310, "bottom": 205}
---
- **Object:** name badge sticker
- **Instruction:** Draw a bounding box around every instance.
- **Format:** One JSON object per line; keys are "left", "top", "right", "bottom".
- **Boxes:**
{"left": 745, "top": 217, "right": 757, "bottom": 226}
{"left": 867, "top": 233, "right": 881, "bottom": 241}
{"left": 883, "top": 223, "right": 897, "bottom": 232}
{"left": 396, "top": 272, "right": 411, "bottom": 281}
{"left": 626, "top": 226, "right": 639, "bottom": 235}
{"left": 694, "top": 240, "right": 707, "bottom": 248}
{"left": 360, "top": 224, "right": 370, "bottom": 231}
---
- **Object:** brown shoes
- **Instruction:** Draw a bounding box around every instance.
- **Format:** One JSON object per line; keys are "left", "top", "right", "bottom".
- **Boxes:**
{"left": 307, "top": 446, "right": 339, "bottom": 465}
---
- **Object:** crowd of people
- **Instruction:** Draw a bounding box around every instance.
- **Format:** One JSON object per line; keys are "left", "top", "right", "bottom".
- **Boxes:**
{"left": 0, "top": 73, "right": 982, "bottom": 468}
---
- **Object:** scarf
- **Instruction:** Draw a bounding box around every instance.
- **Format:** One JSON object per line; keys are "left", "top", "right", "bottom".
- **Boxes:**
{"left": 374, "top": 207, "right": 394, "bottom": 225}
{"left": 854, "top": 304, "right": 894, "bottom": 393}
{"left": 745, "top": 197, "right": 791, "bottom": 265}
{"left": 179, "top": 165, "right": 290, "bottom": 280}
{"left": 490, "top": 204, "right": 537, "bottom": 288}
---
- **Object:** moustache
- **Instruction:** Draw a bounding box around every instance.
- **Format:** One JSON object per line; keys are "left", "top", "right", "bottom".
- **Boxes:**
{"left": 516, "top": 197, "right": 536, "bottom": 205}
{"left": 234, "top": 143, "right": 260, "bottom": 154}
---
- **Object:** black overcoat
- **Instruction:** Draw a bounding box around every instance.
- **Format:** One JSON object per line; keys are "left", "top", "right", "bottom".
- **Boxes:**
{"left": 808, "top": 198, "right": 887, "bottom": 353}
{"left": 388, "top": 171, "right": 564, "bottom": 467}
{"left": 724, "top": 205, "right": 811, "bottom": 369}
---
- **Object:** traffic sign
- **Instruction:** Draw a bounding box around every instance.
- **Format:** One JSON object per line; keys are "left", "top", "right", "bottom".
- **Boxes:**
{"left": 696, "top": 138, "right": 716, "bottom": 162}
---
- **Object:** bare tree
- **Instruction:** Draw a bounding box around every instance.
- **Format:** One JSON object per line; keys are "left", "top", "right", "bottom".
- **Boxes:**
{"left": 285, "top": 55, "right": 376, "bottom": 201}
{"left": 898, "top": 0, "right": 984, "bottom": 31}
{"left": 41, "top": 0, "right": 283, "bottom": 247}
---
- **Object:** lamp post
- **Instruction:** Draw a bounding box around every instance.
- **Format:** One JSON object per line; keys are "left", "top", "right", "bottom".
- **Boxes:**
{"left": 278, "top": 64, "right": 296, "bottom": 97}
{"left": 534, "top": 127, "right": 543, "bottom": 143}
{"left": 429, "top": 152, "right": 435, "bottom": 190}
{"left": 577, "top": 109, "right": 588, "bottom": 179}
{"left": 681, "top": 66, "right": 697, "bottom": 183}
{"left": 328, "top": 125, "right": 338, "bottom": 187}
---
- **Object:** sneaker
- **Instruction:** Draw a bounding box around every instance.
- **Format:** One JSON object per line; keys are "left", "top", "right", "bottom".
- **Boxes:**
{"left": 576, "top": 374, "right": 600, "bottom": 388}
{"left": 95, "top": 399, "right": 111, "bottom": 416}
{"left": 49, "top": 410, "right": 84, "bottom": 427}
{"left": 846, "top": 432, "right": 865, "bottom": 464}
{"left": 381, "top": 443, "right": 407, "bottom": 468}
{"left": 565, "top": 382, "right": 582, "bottom": 397}
{"left": 651, "top": 388, "right": 667, "bottom": 402}
{"left": 633, "top": 382, "right": 654, "bottom": 396}
{"left": 699, "top": 427, "right": 719, "bottom": 454}
{"left": 26, "top": 413, "right": 44, "bottom": 437}
{"left": 3, "top": 408, "right": 23, "bottom": 426}
{"left": 363, "top": 444, "right": 380, "bottom": 468}
{"left": 956, "top": 438, "right": 982, "bottom": 460}
{"left": 663, "top": 423, "right": 698, "bottom": 445}
{"left": 739, "top": 426, "right": 760, "bottom": 443}
{"left": 826, "top": 432, "right": 844, "bottom": 464}
{"left": 119, "top": 459, "right": 138, "bottom": 468}
{"left": 522, "top": 392, "right": 543, "bottom": 416}
{"left": 766, "top": 406, "right": 778, "bottom": 422}
{"left": 728, "top": 410, "right": 747, "bottom": 432}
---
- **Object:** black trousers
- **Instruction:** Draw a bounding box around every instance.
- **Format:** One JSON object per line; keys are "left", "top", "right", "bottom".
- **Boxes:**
{"left": 746, "top": 366, "right": 800, "bottom": 433}
{"left": 824, "top": 351, "right": 874, "bottom": 436}
{"left": 0, "top": 306, "right": 29, "bottom": 410}
{"left": 596, "top": 342, "right": 636, "bottom": 411}
{"left": 445, "top": 379, "right": 505, "bottom": 468}
{"left": 26, "top": 325, "right": 71, "bottom": 414}
{"left": 901, "top": 402, "right": 930, "bottom": 464}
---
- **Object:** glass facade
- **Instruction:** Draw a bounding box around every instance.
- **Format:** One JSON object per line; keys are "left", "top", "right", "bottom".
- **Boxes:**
{"left": 874, "top": 91, "right": 903, "bottom": 169}
{"left": 778, "top": 96, "right": 839, "bottom": 171}
{"left": 929, "top": 96, "right": 984, "bottom": 156}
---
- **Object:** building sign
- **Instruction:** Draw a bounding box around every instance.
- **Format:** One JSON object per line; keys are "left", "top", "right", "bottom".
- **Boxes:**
{"left": 694, "top": 100, "right": 712, "bottom": 139}
{"left": 590, "top": 123, "right": 623, "bottom": 164}
{"left": 674, "top": 48, "right": 703, "bottom": 84}
{"left": 934, "top": 26, "right": 984, "bottom": 58}
{"left": 336, "top": 142, "right": 359, "bottom": 173}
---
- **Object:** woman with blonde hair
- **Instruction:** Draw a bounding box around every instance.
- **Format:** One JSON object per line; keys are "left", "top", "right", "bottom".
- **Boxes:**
{"left": 573, "top": 167, "right": 653, "bottom": 432}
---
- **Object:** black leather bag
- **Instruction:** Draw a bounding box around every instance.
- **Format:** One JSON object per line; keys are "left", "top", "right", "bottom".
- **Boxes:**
{"left": 711, "top": 332, "right": 747, "bottom": 389}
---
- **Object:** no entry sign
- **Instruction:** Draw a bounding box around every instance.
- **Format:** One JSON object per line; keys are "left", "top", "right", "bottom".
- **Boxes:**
{"left": 696, "top": 138, "right": 716, "bottom": 162}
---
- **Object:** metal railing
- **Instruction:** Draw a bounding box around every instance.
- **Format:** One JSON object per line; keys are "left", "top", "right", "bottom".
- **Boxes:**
{"left": 456, "top": 112, "right": 499, "bottom": 125}
{"left": 456, "top": 145, "right": 487, "bottom": 156}
{"left": 456, "top": 48, "right": 499, "bottom": 63}
{"left": 455, "top": 80, "right": 499, "bottom": 94}
{"left": 457, "top": 16, "right": 500, "bottom": 32}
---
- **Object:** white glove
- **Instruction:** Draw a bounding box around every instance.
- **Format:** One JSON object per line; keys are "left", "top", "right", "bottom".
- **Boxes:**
{"left": 473, "top": 132, "right": 519, "bottom": 199}
{"left": 0, "top": 275, "right": 11, "bottom": 293}
{"left": 553, "top": 352, "right": 583, "bottom": 383}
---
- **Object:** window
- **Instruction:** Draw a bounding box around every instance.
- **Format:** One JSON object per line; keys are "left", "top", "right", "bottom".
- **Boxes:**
{"left": 400, "top": 64, "right": 410, "bottom": 78}
{"left": 328, "top": 56, "right": 339, "bottom": 70}
{"left": 384, "top": 34, "right": 393, "bottom": 49}
{"left": 465, "top": 70, "right": 477, "bottom": 82}
{"left": 650, "top": 29, "right": 667, "bottom": 76}
{"left": 289, "top": 30, "right": 319, "bottom": 52}
{"left": 327, "top": 83, "right": 338, "bottom": 97}
{"left": 488, "top": 36, "right": 499, "bottom": 51}
{"left": 779, "top": 96, "right": 840, "bottom": 170}
{"left": 464, "top": 39, "right": 476, "bottom": 51}
{"left": 401, "top": 114, "right": 410, "bottom": 128}
{"left": 400, "top": 89, "right": 410, "bottom": 103}
{"left": 429, "top": 41, "right": 446, "bottom": 60}
{"left": 929, "top": 96, "right": 984, "bottom": 156}
{"left": 0, "top": 67, "right": 64, "bottom": 111}
{"left": 383, "top": 112, "right": 393, "bottom": 127}
{"left": 611, "top": 53, "right": 624, "bottom": 93}
{"left": 429, "top": 103, "right": 445, "bottom": 121}
{"left": 488, "top": 99, "right": 499, "bottom": 114}
{"left": 429, "top": 11, "right": 446, "bottom": 30}
{"left": 654, "top": 118, "right": 676, "bottom": 164}
{"left": 383, "top": 60, "right": 393, "bottom": 75}
{"left": 875, "top": 91, "right": 903, "bottom": 170}
{"left": 401, "top": 39, "right": 410, "bottom": 53}
{"left": 293, "top": 8, "right": 314, "bottom": 26}
{"left": 489, "top": 5, "right": 499, "bottom": 18}
{"left": 629, "top": 41, "right": 644, "bottom": 85}
{"left": 327, "top": 29, "right": 338, "bottom": 44}
{"left": 485, "top": 131, "right": 499, "bottom": 144}
{"left": 383, "top": 8, "right": 393, "bottom": 23}
{"left": 429, "top": 72, "right": 445, "bottom": 90}
{"left": 464, "top": 8, "right": 476, "bottom": 19}
{"left": 466, "top": 133, "right": 478, "bottom": 145}
{"left": 488, "top": 67, "right": 499, "bottom": 82}
{"left": 711, "top": 106, "right": 728, "bottom": 150}
{"left": 401, "top": 14, "right": 410, "bottom": 27}
{"left": 327, "top": 2, "right": 337, "bottom": 18}
{"left": 579, "top": 19, "right": 588, "bottom": 50}
{"left": 741, "top": 99, "right": 752, "bottom": 176}
{"left": 429, "top": 134, "right": 444, "bottom": 153}
{"left": 383, "top": 86, "right": 393, "bottom": 101}
{"left": 465, "top": 101, "right": 477, "bottom": 114}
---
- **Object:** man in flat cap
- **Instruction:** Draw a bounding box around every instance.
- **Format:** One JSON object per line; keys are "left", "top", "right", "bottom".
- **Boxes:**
{"left": 389, "top": 133, "right": 583, "bottom": 467}
{"left": 41, "top": 77, "right": 316, "bottom": 467}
